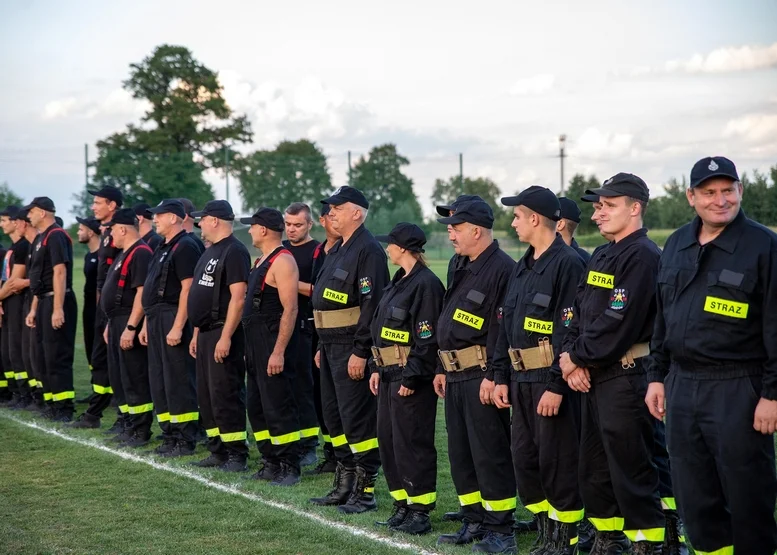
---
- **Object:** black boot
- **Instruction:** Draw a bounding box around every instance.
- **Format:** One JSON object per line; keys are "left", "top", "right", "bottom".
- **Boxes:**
{"left": 472, "top": 530, "right": 518, "bottom": 554}
{"left": 663, "top": 511, "right": 689, "bottom": 555}
{"left": 579, "top": 520, "right": 596, "bottom": 552}
{"left": 68, "top": 412, "right": 101, "bottom": 429}
{"left": 529, "top": 513, "right": 550, "bottom": 555}
{"left": 270, "top": 461, "right": 301, "bottom": 487}
{"left": 249, "top": 459, "right": 282, "bottom": 481}
{"left": 103, "top": 417, "right": 124, "bottom": 435}
{"left": 153, "top": 437, "right": 177, "bottom": 455}
{"left": 375, "top": 504, "right": 408, "bottom": 527}
{"left": 309, "top": 463, "right": 355, "bottom": 506}
{"left": 442, "top": 509, "right": 466, "bottom": 522}
{"left": 437, "top": 522, "right": 486, "bottom": 545}
{"left": 338, "top": 466, "right": 377, "bottom": 514}
{"left": 547, "top": 521, "right": 577, "bottom": 555}
{"left": 190, "top": 452, "right": 229, "bottom": 467}
{"left": 391, "top": 509, "right": 431, "bottom": 535}
{"left": 306, "top": 457, "right": 337, "bottom": 475}
{"left": 589, "top": 531, "right": 631, "bottom": 555}
{"left": 514, "top": 513, "right": 540, "bottom": 533}
{"left": 119, "top": 431, "right": 152, "bottom": 448}
{"left": 219, "top": 454, "right": 248, "bottom": 472}
{"left": 632, "top": 541, "right": 663, "bottom": 555}
{"left": 51, "top": 408, "right": 74, "bottom": 423}
{"left": 299, "top": 446, "right": 318, "bottom": 467}
{"left": 164, "top": 441, "right": 196, "bottom": 458}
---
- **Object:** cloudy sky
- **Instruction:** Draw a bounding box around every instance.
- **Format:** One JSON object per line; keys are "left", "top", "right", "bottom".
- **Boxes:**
{"left": 1, "top": 0, "right": 776, "bottom": 221}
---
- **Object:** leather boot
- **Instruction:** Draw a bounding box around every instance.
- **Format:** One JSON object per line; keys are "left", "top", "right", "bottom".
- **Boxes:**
{"left": 632, "top": 541, "right": 663, "bottom": 555}
{"left": 442, "top": 509, "right": 466, "bottom": 522}
{"left": 514, "top": 513, "right": 540, "bottom": 533}
{"left": 69, "top": 412, "right": 100, "bottom": 429}
{"left": 529, "top": 512, "right": 550, "bottom": 555}
{"left": 338, "top": 466, "right": 377, "bottom": 514}
{"left": 249, "top": 459, "right": 281, "bottom": 481}
{"left": 270, "top": 461, "right": 301, "bottom": 486}
{"left": 471, "top": 530, "right": 518, "bottom": 554}
{"left": 579, "top": 519, "right": 596, "bottom": 551}
{"left": 391, "top": 510, "right": 431, "bottom": 535}
{"left": 375, "top": 504, "right": 408, "bottom": 527}
{"left": 589, "top": 531, "right": 631, "bottom": 555}
{"left": 662, "top": 511, "right": 689, "bottom": 555}
{"left": 547, "top": 521, "right": 577, "bottom": 555}
{"left": 309, "top": 463, "right": 355, "bottom": 506}
{"left": 437, "top": 521, "right": 486, "bottom": 545}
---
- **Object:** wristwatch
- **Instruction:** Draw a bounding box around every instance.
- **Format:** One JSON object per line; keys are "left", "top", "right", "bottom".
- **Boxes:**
{"left": 126, "top": 324, "right": 137, "bottom": 331}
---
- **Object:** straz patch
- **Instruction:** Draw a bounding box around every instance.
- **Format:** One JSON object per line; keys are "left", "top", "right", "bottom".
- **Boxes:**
{"left": 562, "top": 307, "right": 574, "bottom": 327}
{"left": 359, "top": 277, "right": 372, "bottom": 294}
{"left": 417, "top": 320, "right": 433, "bottom": 339}
{"left": 381, "top": 327, "right": 410, "bottom": 343}
{"left": 524, "top": 317, "right": 553, "bottom": 334}
{"left": 587, "top": 271, "right": 614, "bottom": 289}
{"left": 453, "top": 309, "right": 484, "bottom": 330}
{"left": 704, "top": 296, "right": 748, "bottom": 319}
{"left": 323, "top": 288, "right": 348, "bottom": 304}
{"left": 609, "top": 288, "right": 628, "bottom": 311}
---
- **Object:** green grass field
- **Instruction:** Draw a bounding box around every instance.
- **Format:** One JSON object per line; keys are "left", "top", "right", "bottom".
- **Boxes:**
{"left": 0, "top": 257, "right": 539, "bottom": 555}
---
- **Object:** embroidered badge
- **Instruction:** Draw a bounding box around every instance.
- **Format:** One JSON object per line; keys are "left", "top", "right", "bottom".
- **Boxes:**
{"left": 103, "top": 236, "right": 110, "bottom": 247}
{"left": 708, "top": 159, "right": 719, "bottom": 171}
{"left": 359, "top": 277, "right": 372, "bottom": 294}
{"left": 497, "top": 306, "right": 503, "bottom": 320}
{"left": 562, "top": 307, "right": 574, "bottom": 327}
{"left": 417, "top": 321, "right": 433, "bottom": 339}
{"left": 609, "top": 288, "right": 628, "bottom": 311}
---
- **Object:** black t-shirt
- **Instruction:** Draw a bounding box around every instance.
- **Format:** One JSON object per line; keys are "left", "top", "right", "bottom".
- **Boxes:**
{"left": 143, "top": 230, "right": 163, "bottom": 252}
{"left": 283, "top": 239, "right": 319, "bottom": 322}
{"left": 84, "top": 249, "right": 98, "bottom": 297}
{"left": 97, "top": 227, "right": 121, "bottom": 292}
{"left": 28, "top": 225, "right": 73, "bottom": 296}
{"left": 100, "top": 240, "right": 152, "bottom": 317}
{"left": 187, "top": 235, "right": 250, "bottom": 329}
{"left": 142, "top": 231, "right": 204, "bottom": 308}
{"left": 189, "top": 232, "right": 205, "bottom": 252}
{"left": 311, "top": 242, "right": 328, "bottom": 285}
{"left": 3, "top": 237, "right": 30, "bottom": 284}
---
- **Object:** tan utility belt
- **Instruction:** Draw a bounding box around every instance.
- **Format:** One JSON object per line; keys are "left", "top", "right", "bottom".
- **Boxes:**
{"left": 371, "top": 345, "right": 411, "bottom": 367}
{"left": 621, "top": 343, "right": 650, "bottom": 369}
{"left": 509, "top": 338, "right": 555, "bottom": 371}
{"left": 313, "top": 307, "right": 361, "bottom": 329}
{"left": 438, "top": 345, "right": 487, "bottom": 372}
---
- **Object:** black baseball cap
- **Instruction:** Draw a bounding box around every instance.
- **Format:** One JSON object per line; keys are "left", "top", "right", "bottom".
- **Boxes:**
{"left": 586, "top": 173, "right": 650, "bottom": 202}
{"left": 0, "top": 205, "right": 21, "bottom": 219}
{"left": 23, "top": 197, "right": 56, "bottom": 213}
{"left": 437, "top": 199, "right": 495, "bottom": 229}
{"left": 177, "top": 198, "right": 196, "bottom": 217}
{"left": 558, "top": 197, "right": 582, "bottom": 223}
{"left": 16, "top": 208, "right": 30, "bottom": 223}
{"left": 501, "top": 186, "right": 561, "bottom": 221}
{"left": 320, "top": 204, "right": 331, "bottom": 217}
{"left": 690, "top": 156, "right": 739, "bottom": 189}
{"left": 76, "top": 216, "right": 101, "bottom": 234}
{"left": 87, "top": 185, "right": 124, "bottom": 207}
{"left": 580, "top": 193, "right": 600, "bottom": 203}
{"left": 435, "top": 194, "right": 484, "bottom": 217}
{"left": 55, "top": 216, "right": 63, "bottom": 227}
{"left": 376, "top": 222, "right": 427, "bottom": 253}
{"left": 239, "top": 207, "right": 285, "bottom": 232}
{"left": 149, "top": 199, "right": 186, "bottom": 219}
{"left": 191, "top": 200, "right": 235, "bottom": 221}
{"left": 133, "top": 202, "right": 153, "bottom": 219}
{"left": 105, "top": 208, "right": 137, "bottom": 227}
{"left": 320, "top": 186, "right": 369, "bottom": 209}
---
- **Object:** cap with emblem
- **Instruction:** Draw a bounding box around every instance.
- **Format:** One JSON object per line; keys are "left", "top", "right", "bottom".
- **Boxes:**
{"left": 177, "top": 198, "right": 196, "bottom": 217}
{"left": 191, "top": 200, "right": 235, "bottom": 221}
{"left": 87, "top": 185, "right": 124, "bottom": 207}
{"left": 375, "top": 222, "right": 427, "bottom": 253}
{"left": 149, "top": 199, "right": 186, "bottom": 219}
{"left": 558, "top": 197, "right": 582, "bottom": 223}
{"left": 239, "top": 207, "right": 285, "bottom": 231}
{"left": 437, "top": 199, "right": 495, "bottom": 229}
{"left": 501, "top": 186, "right": 561, "bottom": 221}
{"left": 22, "top": 197, "right": 56, "bottom": 213}
{"left": 690, "top": 156, "right": 739, "bottom": 189}
{"left": 76, "top": 216, "right": 102, "bottom": 234}
{"left": 320, "top": 186, "right": 369, "bottom": 209}
{"left": 105, "top": 208, "right": 138, "bottom": 227}
{"left": 586, "top": 173, "right": 650, "bottom": 202}
{"left": 133, "top": 202, "right": 153, "bottom": 219}
{"left": 435, "top": 194, "right": 484, "bottom": 217}
{"left": 0, "top": 205, "right": 21, "bottom": 219}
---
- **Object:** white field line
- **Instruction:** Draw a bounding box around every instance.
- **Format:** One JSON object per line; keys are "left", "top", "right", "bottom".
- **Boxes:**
{"left": 0, "top": 412, "right": 440, "bottom": 555}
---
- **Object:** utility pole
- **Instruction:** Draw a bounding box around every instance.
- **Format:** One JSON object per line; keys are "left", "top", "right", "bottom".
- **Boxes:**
{"left": 347, "top": 151, "right": 352, "bottom": 185}
{"left": 459, "top": 153, "right": 464, "bottom": 195}
{"left": 224, "top": 145, "right": 230, "bottom": 203}
{"left": 84, "top": 144, "right": 89, "bottom": 188}
{"left": 558, "top": 135, "right": 567, "bottom": 195}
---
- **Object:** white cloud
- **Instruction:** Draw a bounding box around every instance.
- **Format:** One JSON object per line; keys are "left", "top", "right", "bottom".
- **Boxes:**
{"left": 42, "top": 97, "right": 78, "bottom": 119}
{"left": 41, "top": 89, "right": 148, "bottom": 121}
{"left": 724, "top": 114, "right": 777, "bottom": 143}
{"left": 575, "top": 127, "right": 633, "bottom": 159}
{"left": 509, "top": 74, "right": 555, "bottom": 96}
{"left": 474, "top": 165, "right": 509, "bottom": 186}
{"left": 666, "top": 42, "right": 777, "bottom": 74}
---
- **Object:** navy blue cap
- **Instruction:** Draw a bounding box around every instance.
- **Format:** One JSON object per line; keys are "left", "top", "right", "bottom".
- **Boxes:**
{"left": 23, "top": 197, "right": 56, "bottom": 213}
{"left": 435, "top": 194, "right": 484, "bottom": 217}
{"left": 191, "top": 200, "right": 235, "bottom": 221}
{"left": 16, "top": 208, "right": 30, "bottom": 223}
{"left": 580, "top": 193, "right": 599, "bottom": 203}
{"left": 149, "top": 199, "right": 186, "bottom": 219}
{"left": 690, "top": 156, "right": 739, "bottom": 188}
{"left": 177, "top": 198, "right": 196, "bottom": 217}
{"left": 239, "top": 207, "right": 285, "bottom": 232}
{"left": 133, "top": 202, "right": 153, "bottom": 219}
{"left": 55, "top": 216, "right": 63, "bottom": 227}
{"left": 320, "top": 204, "right": 331, "bottom": 217}
{"left": 501, "top": 186, "right": 561, "bottom": 221}
{"left": 105, "top": 208, "right": 138, "bottom": 227}
{"left": 0, "top": 205, "right": 21, "bottom": 219}
{"left": 376, "top": 222, "right": 427, "bottom": 253}
{"left": 437, "top": 199, "right": 494, "bottom": 229}
{"left": 586, "top": 173, "right": 650, "bottom": 202}
{"left": 321, "top": 186, "right": 369, "bottom": 209}
{"left": 558, "top": 197, "right": 582, "bottom": 223}
{"left": 87, "top": 185, "right": 124, "bottom": 207}
{"left": 76, "top": 216, "right": 101, "bottom": 234}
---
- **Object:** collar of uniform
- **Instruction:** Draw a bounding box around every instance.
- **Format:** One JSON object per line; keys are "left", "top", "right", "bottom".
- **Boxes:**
{"left": 678, "top": 209, "right": 747, "bottom": 254}
{"left": 336, "top": 223, "right": 367, "bottom": 255}
{"left": 467, "top": 240, "right": 501, "bottom": 275}
{"left": 521, "top": 234, "right": 567, "bottom": 275}
{"left": 571, "top": 238, "right": 581, "bottom": 251}
{"left": 389, "top": 260, "right": 424, "bottom": 289}
{"left": 162, "top": 229, "right": 188, "bottom": 247}
{"left": 603, "top": 227, "right": 648, "bottom": 259}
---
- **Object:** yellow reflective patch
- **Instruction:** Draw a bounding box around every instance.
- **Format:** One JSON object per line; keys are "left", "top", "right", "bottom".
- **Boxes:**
{"left": 453, "top": 309, "right": 484, "bottom": 330}
{"left": 323, "top": 288, "right": 348, "bottom": 304}
{"left": 548, "top": 505, "right": 585, "bottom": 523}
{"left": 695, "top": 547, "right": 733, "bottom": 555}
{"left": 170, "top": 412, "right": 199, "bottom": 423}
{"left": 349, "top": 438, "right": 379, "bottom": 453}
{"left": 624, "top": 528, "right": 666, "bottom": 542}
{"left": 156, "top": 412, "right": 171, "bottom": 423}
{"left": 524, "top": 500, "right": 550, "bottom": 514}
{"left": 205, "top": 427, "right": 220, "bottom": 438}
{"left": 254, "top": 430, "right": 270, "bottom": 441}
{"left": 118, "top": 404, "right": 129, "bottom": 413}
{"left": 390, "top": 489, "right": 408, "bottom": 501}
{"left": 271, "top": 431, "right": 301, "bottom": 445}
{"left": 408, "top": 492, "right": 437, "bottom": 505}
{"left": 0, "top": 380, "right": 7, "bottom": 388}
{"left": 704, "top": 296, "right": 748, "bottom": 319}
{"left": 587, "top": 271, "right": 614, "bottom": 289}
{"left": 482, "top": 497, "right": 517, "bottom": 511}
{"left": 220, "top": 431, "right": 247, "bottom": 442}
{"left": 4, "top": 371, "right": 15, "bottom": 379}
{"left": 331, "top": 434, "right": 348, "bottom": 447}
{"left": 364, "top": 487, "right": 375, "bottom": 493}
{"left": 661, "top": 497, "right": 677, "bottom": 511}
{"left": 322, "top": 434, "right": 332, "bottom": 443}
{"left": 458, "top": 491, "right": 482, "bottom": 506}
{"left": 380, "top": 327, "right": 410, "bottom": 343}
{"left": 524, "top": 317, "right": 553, "bottom": 334}
{"left": 43, "top": 393, "right": 53, "bottom": 401}
{"left": 14, "top": 372, "right": 28, "bottom": 380}
{"left": 589, "top": 516, "right": 625, "bottom": 531}
{"left": 28, "top": 379, "right": 38, "bottom": 387}
{"left": 300, "top": 427, "right": 320, "bottom": 438}
{"left": 52, "top": 391, "right": 75, "bottom": 401}
{"left": 92, "top": 384, "right": 113, "bottom": 395}
{"left": 128, "top": 403, "right": 153, "bottom": 414}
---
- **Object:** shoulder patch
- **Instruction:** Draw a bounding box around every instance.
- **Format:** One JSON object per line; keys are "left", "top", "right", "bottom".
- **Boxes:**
{"left": 359, "top": 276, "right": 372, "bottom": 294}
{"left": 417, "top": 320, "right": 433, "bottom": 339}
{"left": 609, "top": 288, "right": 628, "bottom": 311}
{"left": 562, "top": 307, "right": 574, "bottom": 327}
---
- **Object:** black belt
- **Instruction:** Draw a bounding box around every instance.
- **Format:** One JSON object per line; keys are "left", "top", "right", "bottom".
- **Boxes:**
{"left": 41, "top": 288, "right": 72, "bottom": 298}
{"left": 199, "top": 320, "right": 225, "bottom": 332}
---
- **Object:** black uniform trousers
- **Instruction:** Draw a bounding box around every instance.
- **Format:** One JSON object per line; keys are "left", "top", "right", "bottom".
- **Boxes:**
{"left": 311, "top": 328, "right": 334, "bottom": 459}
{"left": 650, "top": 417, "right": 675, "bottom": 510}
{"left": 36, "top": 293, "right": 77, "bottom": 414}
{"left": 445, "top": 370, "right": 516, "bottom": 534}
{"left": 0, "top": 303, "right": 11, "bottom": 400}
{"left": 22, "top": 293, "right": 42, "bottom": 402}
{"left": 244, "top": 313, "right": 301, "bottom": 465}
{"left": 2, "top": 294, "right": 30, "bottom": 397}
{"left": 510, "top": 381, "right": 582, "bottom": 524}
{"left": 319, "top": 341, "right": 380, "bottom": 474}
{"left": 146, "top": 305, "right": 198, "bottom": 443}
{"left": 196, "top": 325, "right": 248, "bottom": 457}
{"left": 106, "top": 312, "right": 152, "bottom": 435}
{"left": 579, "top": 372, "right": 665, "bottom": 542}
{"left": 666, "top": 366, "right": 777, "bottom": 554}
{"left": 84, "top": 306, "right": 113, "bottom": 418}
{"left": 377, "top": 368, "right": 437, "bottom": 512}
{"left": 294, "top": 320, "right": 320, "bottom": 449}
{"left": 82, "top": 291, "right": 96, "bottom": 368}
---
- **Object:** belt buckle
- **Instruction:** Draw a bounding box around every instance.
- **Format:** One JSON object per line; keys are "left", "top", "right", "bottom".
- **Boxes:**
{"left": 438, "top": 349, "right": 461, "bottom": 372}
{"left": 371, "top": 346, "right": 384, "bottom": 367}
{"left": 508, "top": 347, "right": 525, "bottom": 372}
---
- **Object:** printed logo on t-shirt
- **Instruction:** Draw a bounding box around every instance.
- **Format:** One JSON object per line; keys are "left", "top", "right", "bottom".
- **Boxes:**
{"left": 198, "top": 258, "right": 218, "bottom": 287}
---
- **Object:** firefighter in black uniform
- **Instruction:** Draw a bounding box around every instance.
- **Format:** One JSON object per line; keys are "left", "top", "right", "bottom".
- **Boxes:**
{"left": 559, "top": 174, "right": 666, "bottom": 555}
{"left": 241, "top": 208, "right": 303, "bottom": 486}
{"left": 140, "top": 199, "right": 203, "bottom": 456}
{"left": 433, "top": 199, "right": 517, "bottom": 554}
{"left": 557, "top": 197, "right": 591, "bottom": 264}
{"left": 645, "top": 156, "right": 777, "bottom": 555}
{"left": 178, "top": 198, "right": 206, "bottom": 252}
{"left": 24, "top": 197, "right": 77, "bottom": 422}
{"left": 491, "top": 188, "right": 584, "bottom": 555}
{"left": 309, "top": 186, "right": 389, "bottom": 514}
{"left": 188, "top": 200, "right": 251, "bottom": 472}
{"left": 76, "top": 217, "right": 100, "bottom": 382}
{"left": 101, "top": 208, "right": 153, "bottom": 447}
{"left": 133, "top": 203, "right": 163, "bottom": 251}
{"left": 368, "top": 223, "right": 444, "bottom": 535}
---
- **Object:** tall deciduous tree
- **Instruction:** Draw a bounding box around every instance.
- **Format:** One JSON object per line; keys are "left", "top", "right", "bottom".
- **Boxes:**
{"left": 431, "top": 175, "right": 503, "bottom": 209}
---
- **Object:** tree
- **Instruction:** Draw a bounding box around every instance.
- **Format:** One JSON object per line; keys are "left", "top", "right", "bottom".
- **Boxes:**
{"left": 0, "top": 182, "right": 24, "bottom": 244}
{"left": 73, "top": 44, "right": 252, "bottom": 214}
{"left": 564, "top": 174, "right": 601, "bottom": 235}
{"left": 431, "top": 176, "right": 503, "bottom": 209}
{"left": 237, "top": 140, "right": 332, "bottom": 212}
